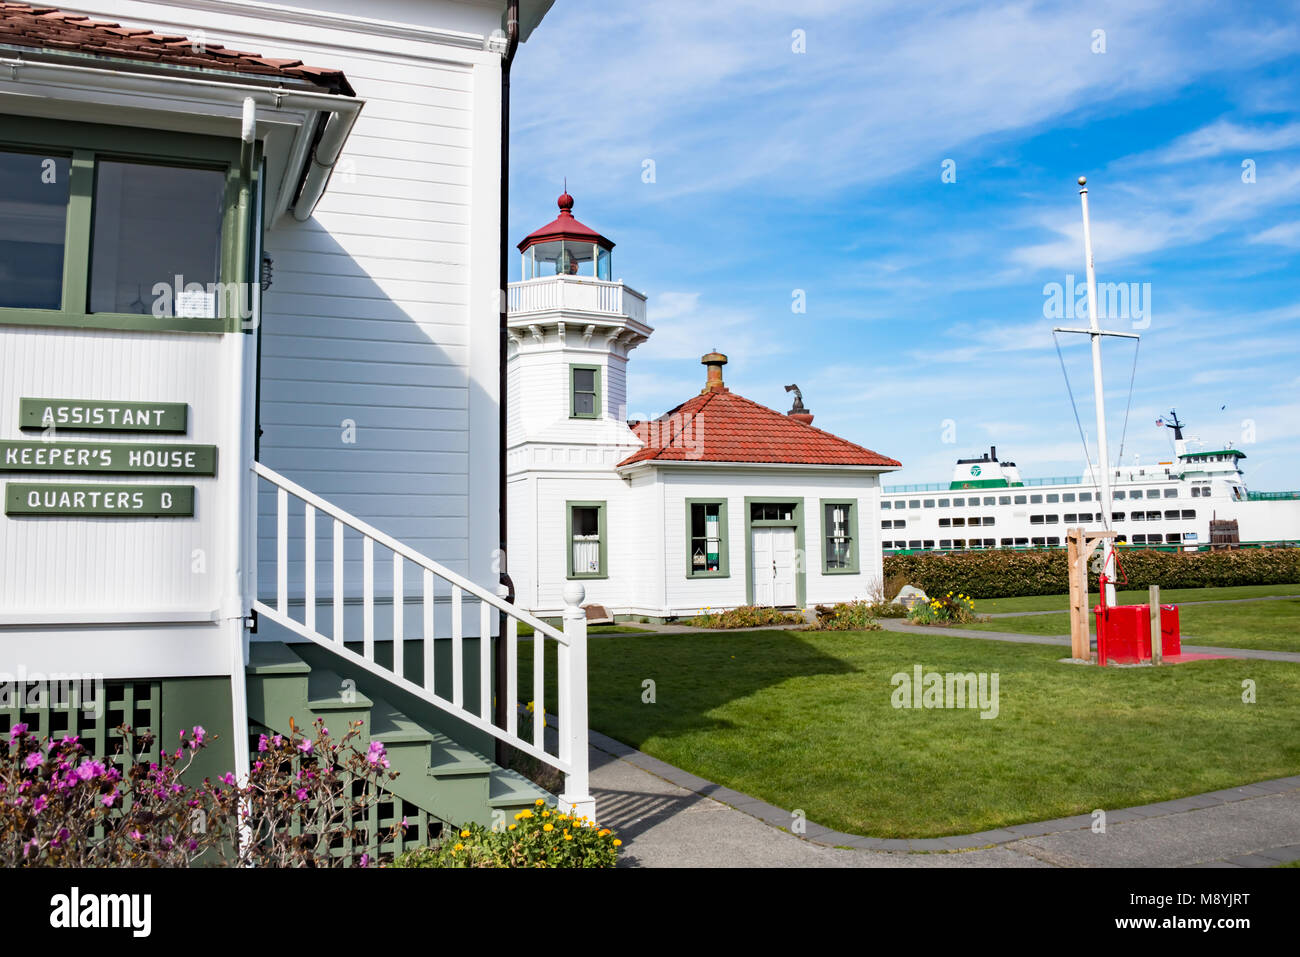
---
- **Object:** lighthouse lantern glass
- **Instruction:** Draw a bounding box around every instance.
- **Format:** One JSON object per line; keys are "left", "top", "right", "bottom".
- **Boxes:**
{"left": 525, "top": 240, "right": 603, "bottom": 279}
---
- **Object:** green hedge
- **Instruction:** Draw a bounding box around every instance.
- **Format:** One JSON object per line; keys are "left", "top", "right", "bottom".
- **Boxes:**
{"left": 884, "top": 548, "right": 1300, "bottom": 599}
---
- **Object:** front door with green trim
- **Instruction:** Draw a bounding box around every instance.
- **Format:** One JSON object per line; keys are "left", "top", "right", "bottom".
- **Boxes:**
{"left": 751, "top": 526, "right": 797, "bottom": 606}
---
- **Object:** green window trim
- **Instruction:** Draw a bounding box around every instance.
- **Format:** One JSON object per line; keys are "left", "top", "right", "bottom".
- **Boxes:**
{"left": 0, "top": 115, "right": 255, "bottom": 335}
{"left": 566, "top": 500, "right": 608, "bottom": 580}
{"left": 569, "top": 364, "right": 601, "bottom": 419}
{"left": 820, "top": 499, "right": 860, "bottom": 574}
{"left": 685, "top": 498, "right": 729, "bottom": 578}
{"left": 743, "top": 496, "right": 805, "bottom": 608}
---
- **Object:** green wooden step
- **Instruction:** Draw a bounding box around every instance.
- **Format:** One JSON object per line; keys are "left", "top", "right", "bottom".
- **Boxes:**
{"left": 244, "top": 640, "right": 555, "bottom": 832}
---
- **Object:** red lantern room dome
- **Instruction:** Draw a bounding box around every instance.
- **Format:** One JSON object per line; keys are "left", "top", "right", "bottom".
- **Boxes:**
{"left": 518, "top": 192, "right": 614, "bottom": 280}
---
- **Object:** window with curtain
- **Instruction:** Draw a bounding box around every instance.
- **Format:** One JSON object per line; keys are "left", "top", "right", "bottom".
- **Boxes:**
{"left": 823, "top": 502, "right": 854, "bottom": 571}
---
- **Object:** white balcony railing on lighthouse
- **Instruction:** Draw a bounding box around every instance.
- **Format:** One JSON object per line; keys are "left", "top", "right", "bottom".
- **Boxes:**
{"left": 508, "top": 275, "right": 646, "bottom": 324}
{"left": 250, "top": 461, "right": 593, "bottom": 818}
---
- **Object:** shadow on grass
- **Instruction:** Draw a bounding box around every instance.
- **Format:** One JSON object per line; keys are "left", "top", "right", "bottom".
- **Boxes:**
{"left": 522, "top": 629, "right": 859, "bottom": 748}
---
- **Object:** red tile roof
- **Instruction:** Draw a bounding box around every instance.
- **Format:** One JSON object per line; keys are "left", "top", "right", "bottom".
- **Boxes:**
{"left": 0, "top": 2, "right": 354, "bottom": 95}
{"left": 618, "top": 389, "right": 901, "bottom": 469}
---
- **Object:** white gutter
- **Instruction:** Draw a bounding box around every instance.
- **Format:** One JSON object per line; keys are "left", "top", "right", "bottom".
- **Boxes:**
{"left": 291, "top": 102, "right": 360, "bottom": 222}
{"left": 0, "top": 55, "right": 363, "bottom": 221}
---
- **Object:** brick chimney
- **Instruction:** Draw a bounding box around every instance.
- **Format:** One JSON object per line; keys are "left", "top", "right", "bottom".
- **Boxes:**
{"left": 701, "top": 351, "right": 728, "bottom": 393}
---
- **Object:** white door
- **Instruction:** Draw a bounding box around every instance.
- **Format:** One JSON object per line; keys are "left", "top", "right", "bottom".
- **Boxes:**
{"left": 751, "top": 527, "right": 797, "bottom": 606}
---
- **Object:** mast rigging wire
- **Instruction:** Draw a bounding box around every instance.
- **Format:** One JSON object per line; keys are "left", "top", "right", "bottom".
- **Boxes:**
{"left": 1115, "top": 337, "right": 1141, "bottom": 467}
{"left": 1053, "top": 331, "right": 1108, "bottom": 529}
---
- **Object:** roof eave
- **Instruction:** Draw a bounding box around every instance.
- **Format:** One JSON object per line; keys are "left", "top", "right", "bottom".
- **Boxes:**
{"left": 615, "top": 458, "right": 902, "bottom": 474}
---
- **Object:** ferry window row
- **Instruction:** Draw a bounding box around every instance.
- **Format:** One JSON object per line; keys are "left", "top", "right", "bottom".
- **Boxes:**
{"left": 881, "top": 532, "right": 1200, "bottom": 551}
{"left": 884, "top": 491, "right": 1097, "bottom": 509}
{"left": 882, "top": 489, "right": 1185, "bottom": 509}
{"left": 1112, "top": 510, "right": 1196, "bottom": 522}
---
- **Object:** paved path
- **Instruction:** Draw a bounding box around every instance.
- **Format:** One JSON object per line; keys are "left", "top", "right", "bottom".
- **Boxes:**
{"left": 986, "top": 593, "right": 1300, "bottom": 618}
{"left": 876, "top": 618, "right": 1300, "bottom": 662}
{"left": 588, "top": 731, "right": 1300, "bottom": 868}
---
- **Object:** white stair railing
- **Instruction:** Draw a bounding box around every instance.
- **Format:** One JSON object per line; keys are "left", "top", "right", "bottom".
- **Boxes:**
{"left": 251, "top": 461, "right": 593, "bottom": 818}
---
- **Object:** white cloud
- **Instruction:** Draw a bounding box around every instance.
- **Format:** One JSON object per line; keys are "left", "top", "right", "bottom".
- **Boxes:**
{"left": 1249, "top": 220, "right": 1300, "bottom": 248}
{"left": 1129, "top": 118, "right": 1300, "bottom": 166}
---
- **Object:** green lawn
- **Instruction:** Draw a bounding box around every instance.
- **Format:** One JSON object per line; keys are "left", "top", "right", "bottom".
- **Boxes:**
{"left": 977, "top": 583, "right": 1300, "bottom": 614}
{"left": 964, "top": 597, "right": 1300, "bottom": 653}
{"left": 522, "top": 629, "right": 1300, "bottom": 838}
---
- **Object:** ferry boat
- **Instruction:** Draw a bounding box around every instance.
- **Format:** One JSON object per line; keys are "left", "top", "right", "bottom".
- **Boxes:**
{"left": 880, "top": 412, "right": 1300, "bottom": 553}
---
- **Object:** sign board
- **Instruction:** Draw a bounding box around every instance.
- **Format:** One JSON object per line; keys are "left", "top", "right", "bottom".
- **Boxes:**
{"left": 6, "top": 483, "right": 195, "bottom": 517}
{"left": 19, "top": 398, "right": 188, "bottom": 433}
{"left": 0, "top": 441, "right": 216, "bottom": 475}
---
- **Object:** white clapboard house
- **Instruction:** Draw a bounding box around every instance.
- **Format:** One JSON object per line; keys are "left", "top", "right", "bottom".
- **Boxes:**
{"left": 0, "top": 0, "right": 600, "bottom": 845}
{"left": 506, "top": 194, "right": 903, "bottom": 620}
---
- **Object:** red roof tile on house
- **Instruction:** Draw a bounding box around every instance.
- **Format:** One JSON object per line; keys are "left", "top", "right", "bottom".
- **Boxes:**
{"left": 618, "top": 389, "right": 902, "bottom": 469}
{"left": 0, "top": 2, "right": 354, "bottom": 95}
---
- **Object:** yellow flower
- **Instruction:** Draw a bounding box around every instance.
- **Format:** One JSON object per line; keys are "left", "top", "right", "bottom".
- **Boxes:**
{"left": 599, "top": 829, "right": 610, "bottom": 837}
{"left": 564, "top": 833, "right": 574, "bottom": 841}
{"left": 535, "top": 798, "right": 545, "bottom": 806}
{"left": 508, "top": 824, "right": 517, "bottom": 831}
{"left": 543, "top": 823, "right": 554, "bottom": 832}
{"left": 460, "top": 829, "right": 470, "bottom": 838}
{"left": 454, "top": 843, "right": 464, "bottom": 852}
{"left": 612, "top": 839, "right": 622, "bottom": 847}
{"left": 542, "top": 810, "right": 551, "bottom": 818}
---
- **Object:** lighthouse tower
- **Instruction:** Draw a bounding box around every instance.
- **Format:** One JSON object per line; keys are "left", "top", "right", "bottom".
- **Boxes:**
{"left": 506, "top": 193, "right": 652, "bottom": 611}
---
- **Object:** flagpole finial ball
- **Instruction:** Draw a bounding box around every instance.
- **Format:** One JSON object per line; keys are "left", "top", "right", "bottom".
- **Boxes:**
{"left": 1077, "top": 176, "right": 1087, "bottom": 186}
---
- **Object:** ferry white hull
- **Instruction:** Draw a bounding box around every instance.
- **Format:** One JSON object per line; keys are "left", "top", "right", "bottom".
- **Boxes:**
{"left": 881, "top": 444, "right": 1300, "bottom": 552}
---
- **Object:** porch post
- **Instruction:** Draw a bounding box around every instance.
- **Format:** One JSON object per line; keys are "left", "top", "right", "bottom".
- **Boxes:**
{"left": 557, "top": 582, "right": 595, "bottom": 820}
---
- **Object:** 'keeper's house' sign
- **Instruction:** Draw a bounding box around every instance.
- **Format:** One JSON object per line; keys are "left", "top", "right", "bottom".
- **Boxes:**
{"left": 4, "top": 397, "right": 209, "bottom": 517}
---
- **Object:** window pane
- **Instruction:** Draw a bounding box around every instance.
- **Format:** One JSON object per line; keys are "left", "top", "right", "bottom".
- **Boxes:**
{"left": 573, "top": 391, "right": 595, "bottom": 415}
{"left": 690, "top": 503, "right": 723, "bottom": 573}
{"left": 0, "top": 151, "right": 70, "bottom": 310}
{"left": 574, "top": 368, "right": 595, "bottom": 392}
{"left": 824, "top": 503, "right": 852, "bottom": 569}
{"left": 89, "top": 161, "right": 225, "bottom": 315}
{"left": 571, "top": 505, "right": 601, "bottom": 574}
{"left": 572, "top": 506, "right": 599, "bottom": 537}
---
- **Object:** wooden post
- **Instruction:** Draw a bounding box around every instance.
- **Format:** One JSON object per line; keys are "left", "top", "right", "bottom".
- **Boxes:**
{"left": 1081, "top": 530, "right": 1117, "bottom": 663}
{"left": 1067, "top": 529, "right": 1087, "bottom": 660}
{"left": 1149, "top": 584, "right": 1162, "bottom": 665}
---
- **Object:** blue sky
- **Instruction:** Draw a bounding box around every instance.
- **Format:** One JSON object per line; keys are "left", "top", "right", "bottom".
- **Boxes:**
{"left": 508, "top": 0, "right": 1300, "bottom": 491}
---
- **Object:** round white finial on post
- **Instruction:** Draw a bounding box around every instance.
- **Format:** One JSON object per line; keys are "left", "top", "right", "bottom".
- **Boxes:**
{"left": 563, "top": 581, "right": 586, "bottom": 613}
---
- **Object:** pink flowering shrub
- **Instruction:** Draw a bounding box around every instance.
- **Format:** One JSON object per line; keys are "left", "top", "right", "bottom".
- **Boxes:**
{"left": 219, "top": 717, "right": 403, "bottom": 868}
{"left": 2, "top": 717, "right": 404, "bottom": 867}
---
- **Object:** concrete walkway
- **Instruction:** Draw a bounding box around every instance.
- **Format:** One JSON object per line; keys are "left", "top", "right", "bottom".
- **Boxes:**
{"left": 986, "top": 593, "right": 1300, "bottom": 618}
{"left": 588, "top": 731, "right": 1300, "bottom": 868}
{"left": 876, "top": 618, "right": 1300, "bottom": 662}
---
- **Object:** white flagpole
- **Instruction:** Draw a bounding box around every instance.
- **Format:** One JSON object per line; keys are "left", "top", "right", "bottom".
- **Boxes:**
{"left": 1079, "top": 176, "right": 1117, "bottom": 606}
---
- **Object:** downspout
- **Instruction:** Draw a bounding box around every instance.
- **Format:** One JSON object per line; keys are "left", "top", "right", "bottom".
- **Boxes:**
{"left": 495, "top": 0, "right": 521, "bottom": 764}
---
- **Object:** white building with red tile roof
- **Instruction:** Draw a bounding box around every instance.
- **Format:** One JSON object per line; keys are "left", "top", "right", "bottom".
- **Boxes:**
{"left": 507, "top": 195, "right": 902, "bottom": 620}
